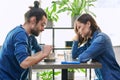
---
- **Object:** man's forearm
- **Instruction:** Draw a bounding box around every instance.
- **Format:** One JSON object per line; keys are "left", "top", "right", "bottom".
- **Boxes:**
{"left": 20, "top": 51, "right": 46, "bottom": 69}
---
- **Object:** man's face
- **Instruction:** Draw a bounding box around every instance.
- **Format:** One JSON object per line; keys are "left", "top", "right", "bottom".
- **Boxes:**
{"left": 31, "top": 16, "right": 47, "bottom": 36}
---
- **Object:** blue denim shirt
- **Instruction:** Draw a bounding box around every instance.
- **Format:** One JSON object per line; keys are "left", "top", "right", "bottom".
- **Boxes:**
{"left": 72, "top": 30, "right": 120, "bottom": 80}
{"left": 0, "top": 25, "right": 41, "bottom": 80}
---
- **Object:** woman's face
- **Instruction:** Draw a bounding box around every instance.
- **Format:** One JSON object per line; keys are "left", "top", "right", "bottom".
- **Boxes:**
{"left": 76, "top": 21, "right": 91, "bottom": 38}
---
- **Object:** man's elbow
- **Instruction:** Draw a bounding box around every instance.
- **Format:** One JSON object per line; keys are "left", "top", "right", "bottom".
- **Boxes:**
{"left": 20, "top": 62, "right": 29, "bottom": 69}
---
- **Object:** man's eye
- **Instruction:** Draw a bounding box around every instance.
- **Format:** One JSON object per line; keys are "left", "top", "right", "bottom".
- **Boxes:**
{"left": 41, "top": 24, "right": 45, "bottom": 26}
{"left": 42, "top": 23, "right": 46, "bottom": 26}
{"left": 41, "top": 24, "right": 44, "bottom": 26}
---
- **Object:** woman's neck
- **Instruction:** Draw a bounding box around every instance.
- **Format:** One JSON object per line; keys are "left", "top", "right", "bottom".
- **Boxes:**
{"left": 87, "top": 30, "right": 92, "bottom": 39}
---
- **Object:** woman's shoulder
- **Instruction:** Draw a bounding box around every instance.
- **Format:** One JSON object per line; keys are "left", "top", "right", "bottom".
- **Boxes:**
{"left": 97, "top": 32, "right": 110, "bottom": 39}
{"left": 91, "top": 31, "right": 110, "bottom": 43}
{"left": 94, "top": 32, "right": 111, "bottom": 43}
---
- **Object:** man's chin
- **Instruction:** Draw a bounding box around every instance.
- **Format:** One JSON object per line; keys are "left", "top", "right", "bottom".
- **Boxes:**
{"left": 32, "top": 33, "right": 39, "bottom": 36}
{"left": 32, "top": 31, "right": 41, "bottom": 36}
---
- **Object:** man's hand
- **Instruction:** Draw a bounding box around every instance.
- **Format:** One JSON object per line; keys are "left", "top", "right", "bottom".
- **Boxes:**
{"left": 20, "top": 45, "right": 53, "bottom": 69}
{"left": 43, "top": 45, "right": 53, "bottom": 57}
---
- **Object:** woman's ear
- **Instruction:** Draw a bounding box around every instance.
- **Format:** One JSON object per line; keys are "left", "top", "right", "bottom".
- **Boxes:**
{"left": 87, "top": 21, "right": 91, "bottom": 28}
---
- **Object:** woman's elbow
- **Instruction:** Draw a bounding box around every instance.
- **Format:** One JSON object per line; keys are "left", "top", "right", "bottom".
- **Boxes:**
{"left": 72, "top": 54, "right": 77, "bottom": 59}
{"left": 78, "top": 55, "right": 89, "bottom": 63}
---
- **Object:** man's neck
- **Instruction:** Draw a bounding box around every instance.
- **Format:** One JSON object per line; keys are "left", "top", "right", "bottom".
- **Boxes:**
{"left": 22, "top": 23, "right": 31, "bottom": 36}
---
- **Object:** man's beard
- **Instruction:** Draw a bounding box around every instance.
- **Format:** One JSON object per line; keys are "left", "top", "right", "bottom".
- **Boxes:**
{"left": 31, "top": 29, "right": 39, "bottom": 36}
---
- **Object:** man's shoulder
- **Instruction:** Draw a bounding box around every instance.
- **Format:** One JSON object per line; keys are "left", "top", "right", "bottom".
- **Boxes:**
{"left": 10, "top": 25, "right": 27, "bottom": 35}
{"left": 7, "top": 25, "right": 28, "bottom": 40}
{"left": 13, "top": 25, "right": 25, "bottom": 32}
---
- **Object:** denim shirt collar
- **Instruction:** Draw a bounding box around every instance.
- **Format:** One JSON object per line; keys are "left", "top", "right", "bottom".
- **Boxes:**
{"left": 89, "top": 30, "right": 101, "bottom": 44}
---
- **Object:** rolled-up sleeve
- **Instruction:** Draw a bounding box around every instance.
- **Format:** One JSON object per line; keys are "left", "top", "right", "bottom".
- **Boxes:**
{"left": 29, "top": 35, "right": 41, "bottom": 53}
{"left": 14, "top": 31, "right": 29, "bottom": 64}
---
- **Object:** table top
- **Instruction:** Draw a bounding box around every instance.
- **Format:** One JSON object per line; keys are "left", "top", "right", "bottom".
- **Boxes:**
{"left": 32, "top": 59, "right": 102, "bottom": 69}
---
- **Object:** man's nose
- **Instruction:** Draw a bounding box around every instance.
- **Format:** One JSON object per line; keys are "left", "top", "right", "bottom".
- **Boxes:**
{"left": 41, "top": 27, "right": 44, "bottom": 31}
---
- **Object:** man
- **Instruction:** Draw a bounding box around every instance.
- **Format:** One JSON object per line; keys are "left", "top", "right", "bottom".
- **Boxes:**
{"left": 0, "top": 1, "right": 52, "bottom": 80}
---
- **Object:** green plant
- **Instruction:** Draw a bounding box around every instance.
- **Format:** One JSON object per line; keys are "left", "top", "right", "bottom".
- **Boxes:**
{"left": 67, "top": 68, "right": 86, "bottom": 80}
{"left": 45, "top": 2, "right": 59, "bottom": 22}
{"left": 68, "top": 68, "right": 86, "bottom": 73}
{"left": 38, "top": 70, "right": 60, "bottom": 80}
{"left": 52, "top": 0, "right": 96, "bottom": 17}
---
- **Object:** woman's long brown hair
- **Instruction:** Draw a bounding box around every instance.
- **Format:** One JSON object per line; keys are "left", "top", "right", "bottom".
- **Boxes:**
{"left": 74, "top": 13, "right": 101, "bottom": 45}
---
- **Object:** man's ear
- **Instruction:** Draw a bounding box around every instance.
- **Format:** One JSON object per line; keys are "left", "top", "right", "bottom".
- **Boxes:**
{"left": 29, "top": 16, "right": 36, "bottom": 24}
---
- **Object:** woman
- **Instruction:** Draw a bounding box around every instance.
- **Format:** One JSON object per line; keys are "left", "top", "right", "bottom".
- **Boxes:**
{"left": 72, "top": 13, "right": 120, "bottom": 80}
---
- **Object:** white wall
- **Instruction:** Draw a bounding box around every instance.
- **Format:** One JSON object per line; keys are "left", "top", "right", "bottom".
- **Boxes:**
{"left": 92, "top": 8, "right": 120, "bottom": 46}
{"left": 0, "top": 0, "right": 120, "bottom": 46}
{"left": 113, "top": 46, "right": 120, "bottom": 64}
{"left": 0, "top": 0, "right": 35, "bottom": 45}
{"left": 93, "top": 0, "right": 120, "bottom": 46}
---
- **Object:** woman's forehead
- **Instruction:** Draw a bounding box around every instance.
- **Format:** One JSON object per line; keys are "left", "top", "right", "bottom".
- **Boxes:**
{"left": 76, "top": 21, "right": 84, "bottom": 26}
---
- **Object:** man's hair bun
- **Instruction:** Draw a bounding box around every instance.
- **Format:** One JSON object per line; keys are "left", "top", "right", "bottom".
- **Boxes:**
{"left": 34, "top": 1, "right": 39, "bottom": 8}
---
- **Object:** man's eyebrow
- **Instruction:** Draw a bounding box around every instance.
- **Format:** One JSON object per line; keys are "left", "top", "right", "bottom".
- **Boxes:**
{"left": 43, "top": 22, "right": 47, "bottom": 25}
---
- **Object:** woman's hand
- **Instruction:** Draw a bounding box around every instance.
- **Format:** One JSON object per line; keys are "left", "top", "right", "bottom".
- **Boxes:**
{"left": 73, "top": 34, "right": 79, "bottom": 41}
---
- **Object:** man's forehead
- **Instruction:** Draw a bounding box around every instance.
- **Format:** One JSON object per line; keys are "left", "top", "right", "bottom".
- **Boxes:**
{"left": 41, "top": 16, "right": 47, "bottom": 23}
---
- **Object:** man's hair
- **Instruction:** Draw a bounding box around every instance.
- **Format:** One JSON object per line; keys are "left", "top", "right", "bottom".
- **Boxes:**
{"left": 24, "top": 1, "right": 47, "bottom": 23}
